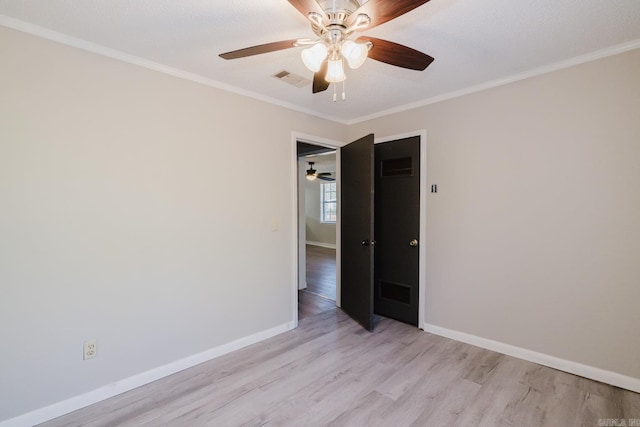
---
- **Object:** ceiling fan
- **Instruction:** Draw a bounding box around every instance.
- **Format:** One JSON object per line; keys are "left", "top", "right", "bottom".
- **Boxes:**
{"left": 306, "top": 162, "right": 335, "bottom": 181}
{"left": 219, "top": 0, "right": 434, "bottom": 97}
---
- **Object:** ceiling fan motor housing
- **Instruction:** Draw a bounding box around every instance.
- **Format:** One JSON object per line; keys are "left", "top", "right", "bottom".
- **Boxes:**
{"left": 318, "top": 0, "right": 365, "bottom": 16}
{"left": 307, "top": 162, "right": 317, "bottom": 175}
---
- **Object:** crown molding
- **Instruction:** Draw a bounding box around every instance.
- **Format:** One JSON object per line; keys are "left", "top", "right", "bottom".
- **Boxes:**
{"left": 0, "top": 15, "right": 347, "bottom": 125}
{"left": 2, "top": 14, "right": 639, "bottom": 128}
{"left": 346, "top": 38, "right": 640, "bottom": 125}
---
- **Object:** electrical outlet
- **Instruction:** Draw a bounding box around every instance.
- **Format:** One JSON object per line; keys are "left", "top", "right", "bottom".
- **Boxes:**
{"left": 83, "top": 340, "right": 97, "bottom": 360}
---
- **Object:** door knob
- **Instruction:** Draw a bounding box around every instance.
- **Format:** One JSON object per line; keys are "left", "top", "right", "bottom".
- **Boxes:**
{"left": 409, "top": 239, "right": 419, "bottom": 247}
{"left": 361, "top": 240, "right": 370, "bottom": 246}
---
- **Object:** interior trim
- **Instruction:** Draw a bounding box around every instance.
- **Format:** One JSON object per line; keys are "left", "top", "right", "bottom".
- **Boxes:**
{"left": 291, "top": 132, "right": 345, "bottom": 325}
{"left": 347, "top": 39, "right": 640, "bottom": 125}
{"left": 306, "top": 241, "right": 337, "bottom": 249}
{"left": 0, "top": 321, "right": 295, "bottom": 427}
{"left": 0, "top": 15, "right": 344, "bottom": 124}
{"left": 2, "top": 15, "right": 638, "bottom": 127}
{"left": 423, "top": 322, "right": 640, "bottom": 394}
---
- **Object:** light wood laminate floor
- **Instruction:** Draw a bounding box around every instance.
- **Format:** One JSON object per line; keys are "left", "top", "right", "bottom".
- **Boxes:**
{"left": 298, "top": 290, "right": 335, "bottom": 320}
{"left": 40, "top": 309, "right": 639, "bottom": 426}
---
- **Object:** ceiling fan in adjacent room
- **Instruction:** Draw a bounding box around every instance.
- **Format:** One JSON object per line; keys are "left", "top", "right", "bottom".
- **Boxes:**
{"left": 306, "top": 162, "right": 335, "bottom": 181}
{"left": 219, "top": 0, "right": 434, "bottom": 99}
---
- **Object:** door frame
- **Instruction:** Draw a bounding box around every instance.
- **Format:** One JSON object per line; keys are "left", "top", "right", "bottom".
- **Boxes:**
{"left": 290, "top": 130, "right": 427, "bottom": 330}
{"left": 291, "top": 132, "right": 346, "bottom": 328}
{"left": 375, "top": 131, "right": 427, "bottom": 329}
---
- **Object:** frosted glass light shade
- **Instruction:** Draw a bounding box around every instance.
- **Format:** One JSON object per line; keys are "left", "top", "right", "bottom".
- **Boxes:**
{"left": 341, "top": 40, "right": 368, "bottom": 69}
{"left": 301, "top": 44, "right": 328, "bottom": 72}
{"left": 326, "top": 59, "right": 346, "bottom": 83}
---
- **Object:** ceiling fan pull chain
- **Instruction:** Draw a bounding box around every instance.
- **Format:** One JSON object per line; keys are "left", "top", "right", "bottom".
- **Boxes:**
{"left": 333, "top": 84, "right": 337, "bottom": 102}
{"left": 342, "top": 80, "right": 346, "bottom": 101}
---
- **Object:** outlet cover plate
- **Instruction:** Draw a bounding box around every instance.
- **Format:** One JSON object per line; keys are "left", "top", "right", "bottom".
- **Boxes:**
{"left": 83, "top": 340, "right": 97, "bottom": 360}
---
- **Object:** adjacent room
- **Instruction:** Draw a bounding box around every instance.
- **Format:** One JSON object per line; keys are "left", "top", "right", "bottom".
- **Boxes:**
{"left": 298, "top": 149, "right": 338, "bottom": 319}
{"left": 1, "top": 0, "right": 639, "bottom": 425}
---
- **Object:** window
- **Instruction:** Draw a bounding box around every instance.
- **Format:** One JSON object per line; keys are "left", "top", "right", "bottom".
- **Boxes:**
{"left": 321, "top": 182, "right": 337, "bottom": 223}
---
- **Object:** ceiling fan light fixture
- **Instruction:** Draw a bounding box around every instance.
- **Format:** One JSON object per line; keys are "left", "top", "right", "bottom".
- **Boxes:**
{"left": 341, "top": 40, "right": 368, "bottom": 69}
{"left": 326, "top": 58, "right": 347, "bottom": 83}
{"left": 219, "top": 1, "right": 435, "bottom": 99}
{"left": 306, "top": 162, "right": 318, "bottom": 180}
{"left": 301, "top": 43, "right": 328, "bottom": 72}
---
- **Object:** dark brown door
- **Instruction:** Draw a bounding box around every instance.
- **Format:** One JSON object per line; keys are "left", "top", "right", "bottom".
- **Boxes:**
{"left": 374, "top": 136, "right": 420, "bottom": 326}
{"left": 340, "top": 134, "right": 375, "bottom": 331}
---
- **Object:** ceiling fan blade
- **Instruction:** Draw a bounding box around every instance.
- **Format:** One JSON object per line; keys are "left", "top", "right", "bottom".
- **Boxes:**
{"left": 317, "top": 175, "right": 335, "bottom": 181}
{"left": 312, "top": 61, "right": 330, "bottom": 93}
{"left": 288, "top": 0, "right": 325, "bottom": 19}
{"left": 219, "top": 39, "right": 300, "bottom": 60}
{"left": 317, "top": 172, "right": 332, "bottom": 176}
{"left": 348, "top": 0, "right": 431, "bottom": 30}
{"left": 357, "top": 36, "right": 434, "bottom": 71}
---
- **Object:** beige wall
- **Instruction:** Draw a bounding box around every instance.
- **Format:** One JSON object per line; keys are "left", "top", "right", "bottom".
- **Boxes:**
{"left": 0, "top": 26, "right": 346, "bottom": 421}
{"left": 2, "top": 21, "right": 640, "bottom": 423}
{"left": 349, "top": 48, "right": 640, "bottom": 379}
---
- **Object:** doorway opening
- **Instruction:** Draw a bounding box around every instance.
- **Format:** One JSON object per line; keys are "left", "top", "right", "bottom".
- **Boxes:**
{"left": 291, "top": 131, "right": 427, "bottom": 332}
{"left": 297, "top": 141, "right": 338, "bottom": 320}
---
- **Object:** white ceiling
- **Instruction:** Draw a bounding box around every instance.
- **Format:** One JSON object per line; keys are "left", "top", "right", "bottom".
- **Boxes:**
{"left": 1, "top": 0, "right": 639, "bottom": 124}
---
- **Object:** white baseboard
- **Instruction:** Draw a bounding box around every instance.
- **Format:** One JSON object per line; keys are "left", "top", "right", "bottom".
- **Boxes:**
{"left": 423, "top": 322, "right": 640, "bottom": 394}
{"left": 0, "top": 321, "right": 296, "bottom": 427}
{"left": 306, "top": 241, "right": 336, "bottom": 249}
